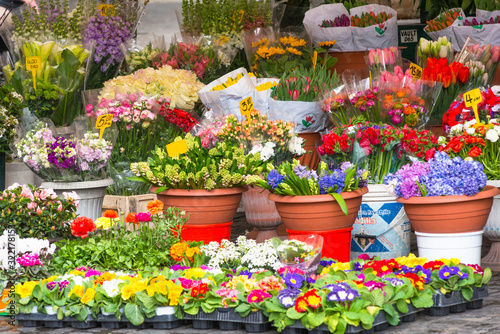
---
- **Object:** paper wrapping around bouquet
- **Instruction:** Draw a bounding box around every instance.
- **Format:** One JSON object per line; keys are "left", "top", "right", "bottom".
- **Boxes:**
{"left": 268, "top": 99, "right": 332, "bottom": 133}
{"left": 350, "top": 4, "right": 398, "bottom": 51}
{"left": 425, "top": 8, "right": 465, "bottom": 52}
{"left": 303, "top": 4, "right": 353, "bottom": 51}
{"left": 197, "top": 67, "right": 258, "bottom": 121}
{"left": 453, "top": 10, "right": 500, "bottom": 48}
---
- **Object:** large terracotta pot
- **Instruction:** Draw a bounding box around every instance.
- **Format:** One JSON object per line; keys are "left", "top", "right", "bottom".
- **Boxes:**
{"left": 297, "top": 132, "right": 321, "bottom": 170}
{"left": 151, "top": 187, "right": 245, "bottom": 225}
{"left": 397, "top": 185, "right": 500, "bottom": 234}
{"left": 242, "top": 186, "right": 282, "bottom": 243}
{"left": 268, "top": 187, "right": 368, "bottom": 231}
{"left": 481, "top": 180, "right": 500, "bottom": 270}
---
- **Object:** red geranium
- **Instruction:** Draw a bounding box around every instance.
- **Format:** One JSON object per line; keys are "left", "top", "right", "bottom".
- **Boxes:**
{"left": 71, "top": 217, "right": 96, "bottom": 239}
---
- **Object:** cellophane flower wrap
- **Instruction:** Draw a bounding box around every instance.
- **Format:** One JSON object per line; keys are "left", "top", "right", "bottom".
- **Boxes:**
{"left": 384, "top": 151, "right": 487, "bottom": 198}
{"left": 378, "top": 66, "right": 442, "bottom": 128}
{"left": 272, "top": 234, "right": 324, "bottom": 276}
{"left": 366, "top": 47, "right": 401, "bottom": 78}
{"left": 85, "top": 89, "right": 191, "bottom": 195}
{"left": 130, "top": 133, "right": 265, "bottom": 190}
{"left": 320, "top": 84, "right": 353, "bottom": 127}
{"left": 209, "top": 110, "right": 305, "bottom": 165}
{"left": 342, "top": 70, "right": 381, "bottom": 123}
{"left": 13, "top": 118, "right": 115, "bottom": 182}
{"left": 440, "top": 118, "right": 500, "bottom": 180}
{"left": 460, "top": 43, "right": 500, "bottom": 86}
{"left": 0, "top": 183, "right": 79, "bottom": 238}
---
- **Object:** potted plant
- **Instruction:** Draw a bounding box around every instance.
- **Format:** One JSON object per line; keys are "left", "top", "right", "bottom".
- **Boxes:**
{"left": 204, "top": 110, "right": 306, "bottom": 242}
{"left": 255, "top": 159, "right": 369, "bottom": 260}
{"left": 384, "top": 151, "right": 500, "bottom": 264}
{"left": 130, "top": 133, "right": 264, "bottom": 243}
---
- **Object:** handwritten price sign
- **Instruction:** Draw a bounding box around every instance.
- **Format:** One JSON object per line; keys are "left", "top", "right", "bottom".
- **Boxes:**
{"left": 95, "top": 114, "right": 113, "bottom": 139}
{"left": 409, "top": 62, "right": 423, "bottom": 82}
{"left": 98, "top": 4, "right": 115, "bottom": 16}
{"left": 464, "top": 88, "right": 482, "bottom": 122}
{"left": 166, "top": 139, "right": 188, "bottom": 157}
{"left": 26, "top": 56, "right": 41, "bottom": 90}
{"left": 239, "top": 96, "right": 254, "bottom": 120}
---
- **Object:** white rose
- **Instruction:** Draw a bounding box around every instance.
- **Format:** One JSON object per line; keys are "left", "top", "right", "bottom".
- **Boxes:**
{"left": 486, "top": 129, "right": 499, "bottom": 143}
{"left": 466, "top": 128, "right": 475, "bottom": 135}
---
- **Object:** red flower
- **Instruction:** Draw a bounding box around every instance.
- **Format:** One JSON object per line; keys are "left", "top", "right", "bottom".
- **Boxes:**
{"left": 71, "top": 217, "right": 96, "bottom": 239}
{"left": 295, "top": 295, "right": 309, "bottom": 313}
{"left": 468, "top": 146, "right": 483, "bottom": 158}
{"left": 103, "top": 210, "right": 118, "bottom": 219}
{"left": 423, "top": 260, "right": 445, "bottom": 270}
{"left": 424, "top": 147, "right": 436, "bottom": 161}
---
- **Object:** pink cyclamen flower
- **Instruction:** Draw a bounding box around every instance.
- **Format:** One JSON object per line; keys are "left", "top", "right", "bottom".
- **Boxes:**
{"left": 16, "top": 253, "right": 43, "bottom": 267}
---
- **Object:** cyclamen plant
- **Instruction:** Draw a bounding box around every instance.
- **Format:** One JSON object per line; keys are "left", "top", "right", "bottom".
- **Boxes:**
{"left": 384, "top": 151, "right": 488, "bottom": 199}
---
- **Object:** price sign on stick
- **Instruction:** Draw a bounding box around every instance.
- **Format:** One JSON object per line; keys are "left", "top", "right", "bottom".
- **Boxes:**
{"left": 312, "top": 51, "right": 318, "bottom": 69}
{"left": 409, "top": 62, "right": 423, "bottom": 82}
{"left": 98, "top": 4, "right": 115, "bottom": 16}
{"left": 239, "top": 96, "right": 254, "bottom": 120}
{"left": 464, "top": 88, "right": 482, "bottom": 123}
{"left": 167, "top": 139, "right": 188, "bottom": 157}
{"left": 26, "top": 56, "right": 41, "bottom": 90}
{"left": 95, "top": 114, "right": 113, "bottom": 139}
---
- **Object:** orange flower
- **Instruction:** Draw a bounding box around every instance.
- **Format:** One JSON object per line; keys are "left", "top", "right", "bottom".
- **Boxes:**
{"left": 403, "top": 106, "right": 415, "bottom": 115}
{"left": 103, "top": 210, "right": 118, "bottom": 219}
{"left": 147, "top": 200, "right": 164, "bottom": 215}
{"left": 125, "top": 213, "right": 139, "bottom": 225}
{"left": 170, "top": 242, "right": 189, "bottom": 261}
{"left": 396, "top": 90, "right": 405, "bottom": 98}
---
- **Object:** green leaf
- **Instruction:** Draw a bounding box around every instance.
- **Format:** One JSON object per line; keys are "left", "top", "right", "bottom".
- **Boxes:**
{"left": 286, "top": 307, "right": 305, "bottom": 320}
{"left": 461, "top": 286, "right": 473, "bottom": 301}
{"left": 136, "top": 292, "right": 158, "bottom": 310}
{"left": 330, "top": 192, "right": 348, "bottom": 215}
{"left": 307, "top": 310, "right": 325, "bottom": 328}
{"left": 396, "top": 299, "right": 409, "bottom": 314}
{"left": 125, "top": 303, "right": 145, "bottom": 326}
{"left": 482, "top": 268, "right": 492, "bottom": 285}
{"left": 358, "top": 309, "right": 373, "bottom": 326}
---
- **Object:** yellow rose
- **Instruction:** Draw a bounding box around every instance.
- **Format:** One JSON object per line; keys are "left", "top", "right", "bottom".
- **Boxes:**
{"left": 80, "top": 288, "right": 96, "bottom": 304}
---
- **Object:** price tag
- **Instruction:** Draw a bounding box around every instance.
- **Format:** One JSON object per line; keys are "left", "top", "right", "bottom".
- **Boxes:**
{"left": 369, "top": 70, "right": 372, "bottom": 90}
{"left": 95, "top": 114, "right": 113, "bottom": 139}
{"left": 98, "top": 4, "right": 115, "bottom": 16}
{"left": 239, "top": 96, "right": 254, "bottom": 120}
{"left": 312, "top": 51, "right": 317, "bottom": 69}
{"left": 409, "top": 62, "right": 423, "bottom": 82}
{"left": 464, "top": 88, "right": 482, "bottom": 122}
{"left": 26, "top": 56, "right": 41, "bottom": 90}
{"left": 166, "top": 139, "right": 188, "bottom": 157}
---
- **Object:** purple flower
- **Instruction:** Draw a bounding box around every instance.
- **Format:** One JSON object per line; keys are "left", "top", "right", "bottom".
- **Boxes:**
{"left": 320, "top": 260, "right": 335, "bottom": 267}
{"left": 277, "top": 289, "right": 301, "bottom": 308}
{"left": 47, "top": 281, "right": 57, "bottom": 291}
{"left": 306, "top": 276, "right": 316, "bottom": 285}
{"left": 237, "top": 270, "right": 252, "bottom": 278}
{"left": 46, "top": 137, "right": 77, "bottom": 170}
{"left": 326, "top": 284, "right": 359, "bottom": 302}
{"left": 170, "top": 264, "right": 190, "bottom": 271}
{"left": 438, "top": 266, "right": 453, "bottom": 280}
{"left": 58, "top": 280, "right": 69, "bottom": 291}
{"left": 283, "top": 273, "right": 305, "bottom": 289}
{"left": 267, "top": 169, "right": 285, "bottom": 189}
{"left": 383, "top": 277, "right": 404, "bottom": 287}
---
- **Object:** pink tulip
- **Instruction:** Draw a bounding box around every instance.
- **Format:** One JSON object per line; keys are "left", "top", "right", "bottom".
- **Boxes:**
{"left": 292, "top": 90, "right": 299, "bottom": 101}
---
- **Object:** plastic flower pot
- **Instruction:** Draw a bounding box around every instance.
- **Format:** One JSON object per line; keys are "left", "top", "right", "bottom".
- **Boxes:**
{"left": 397, "top": 185, "right": 500, "bottom": 233}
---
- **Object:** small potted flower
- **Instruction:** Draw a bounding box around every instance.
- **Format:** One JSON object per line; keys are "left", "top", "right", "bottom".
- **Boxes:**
{"left": 384, "top": 151, "right": 500, "bottom": 263}
{"left": 130, "top": 133, "right": 264, "bottom": 243}
{"left": 255, "top": 159, "right": 369, "bottom": 260}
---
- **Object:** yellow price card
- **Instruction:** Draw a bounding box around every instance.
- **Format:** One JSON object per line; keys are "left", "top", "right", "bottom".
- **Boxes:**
{"left": 239, "top": 96, "right": 254, "bottom": 120}
{"left": 464, "top": 88, "right": 483, "bottom": 123}
{"left": 409, "top": 62, "right": 423, "bottom": 82}
{"left": 26, "top": 56, "right": 41, "bottom": 90}
{"left": 95, "top": 114, "right": 113, "bottom": 139}
{"left": 166, "top": 139, "right": 188, "bottom": 157}
{"left": 98, "top": 4, "right": 115, "bottom": 16}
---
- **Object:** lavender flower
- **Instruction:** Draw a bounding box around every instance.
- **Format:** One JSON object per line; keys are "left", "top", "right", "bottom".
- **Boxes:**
{"left": 283, "top": 273, "right": 305, "bottom": 289}
{"left": 267, "top": 169, "right": 285, "bottom": 189}
{"left": 383, "top": 277, "right": 404, "bottom": 287}
{"left": 277, "top": 289, "right": 301, "bottom": 308}
{"left": 326, "top": 284, "right": 359, "bottom": 302}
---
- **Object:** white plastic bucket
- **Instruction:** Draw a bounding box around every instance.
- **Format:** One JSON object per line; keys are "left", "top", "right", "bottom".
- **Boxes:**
{"left": 351, "top": 184, "right": 411, "bottom": 260}
{"left": 415, "top": 230, "right": 483, "bottom": 265}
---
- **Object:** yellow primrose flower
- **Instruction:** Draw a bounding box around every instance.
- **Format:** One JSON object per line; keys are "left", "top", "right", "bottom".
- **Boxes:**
{"left": 16, "top": 281, "right": 37, "bottom": 299}
{"left": 437, "top": 258, "right": 461, "bottom": 266}
{"left": 69, "top": 270, "right": 85, "bottom": 276}
{"left": 183, "top": 268, "right": 206, "bottom": 280}
{"left": 149, "top": 275, "right": 167, "bottom": 285}
{"left": 69, "top": 285, "right": 84, "bottom": 298}
{"left": 100, "top": 272, "right": 117, "bottom": 281}
{"left": 225, "top": 276, "right": 256, "bottom": 292}
{"left": 121, "top": 284, "right": 136, "bottom": 300}
{"left": 42, "top": 276, "right": 58, "bottom": 284}
{"left": 80, "top": 288, "right": 96, "bottom": 304}
{"left": 395, "top": 253, "right": 428, "bottom": 267}
{"left": 321, "top": 262, "right": 350, "bottom": 275}
{"left": 166, "top": 281, "right": 183, "bottom": 306}
{"left": 146, "top": 284, "right": 158, "bottom": 297}
{"left": 133, "top": 281, "right": 147, "bottom": 292}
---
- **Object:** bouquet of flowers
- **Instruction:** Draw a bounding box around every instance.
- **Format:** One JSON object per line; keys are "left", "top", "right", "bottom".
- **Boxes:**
{"left": 458, "top": 43, "right": 500, "bottom": 86}
{"left": 367, "top": 47, "right": 401, "bottom": 78}
{"left": 100, "top": 65, "right": 205, "bottom": 111}
{"left": 0, "top": 183, "right": 79, "bottom": 238}
{"left": 384, "top": 151, "right": 487, "bottom": 198}
{"left": 342, "top": 71, "right": 381, "bottom": 123}
{"left": 0, "top": 84, "right": 23, "bottom": 153}
{"left": 130, "top": 133, "right": 264, "bottom": 191}
{"left": 14, "top": 120, "right": 115, "bottom": 182}
{"left": 153, "top": 40, "right": 228, "bottom": 84}
{"left": 439, "top": 118, "right": 500, "bottom": 180}
{"left": 212, "top": 110, "right": 305, "bottom": 165}
{"left": 320, "top": 85, "right": 352, "bottom": 127}
{"left": 272, "top": 234, "right": 324, "bottom": 275}
{"left": 417, "top": 37, "right": 454, "bottom": 68}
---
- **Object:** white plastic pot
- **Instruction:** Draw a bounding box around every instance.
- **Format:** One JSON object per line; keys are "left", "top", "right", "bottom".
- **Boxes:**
{"left": 45, "top": 305, "right": 56, "bottom": 315}
{"left": 101, "top": 307, "right": 124, "bottom": 316}
{"left": 155, "top": 306, "right": 175, "bottom": 316}
{"left": 42, "top": 178, "right": 114, "bottom": 221}
{"left": 415, "top": 230, "right": 484, "bottom": 265}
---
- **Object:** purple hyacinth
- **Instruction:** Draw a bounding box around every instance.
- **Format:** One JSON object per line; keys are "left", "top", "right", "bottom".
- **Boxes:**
{"left": 267, "top": 169, "right": 285, "bottom": 189}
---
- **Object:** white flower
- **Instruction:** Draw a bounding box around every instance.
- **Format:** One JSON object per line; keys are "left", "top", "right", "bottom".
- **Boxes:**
{"left": 102, "top": 279, "right": 124, "bottom": 298}
{"left": 464, "top": 119, "right": 477, "bottom": 129}
{"left": 249, "top": 143, "right": 262, "bottom": 156}
{"left": 437, "top": 136, "right": 448, "bottom": 145}
{"left": 260, "top": 142, "right": 276, "bottom": 161}
{"left": 466, "top": 127, "right": 476, "bottom": 135}
{"left": 449, "top": 123, "right": 463, "bottom": 137}
{"left": 288, "top": 136, "right": 306, "bottom": 155}
{"left": 485, "top": 129, "right": 499, "bottom": 143}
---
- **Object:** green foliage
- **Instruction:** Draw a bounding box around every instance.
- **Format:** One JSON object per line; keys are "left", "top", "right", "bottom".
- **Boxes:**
{"left": 0, "top": 84, "right": 24, "bottom": 153}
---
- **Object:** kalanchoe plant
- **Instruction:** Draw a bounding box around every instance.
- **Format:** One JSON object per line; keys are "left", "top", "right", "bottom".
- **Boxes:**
{"left": 130, "top": 133, "right": 265, "bottom": 191}
{"left": 384, "top": 151, "right": 488, "bottom": 199}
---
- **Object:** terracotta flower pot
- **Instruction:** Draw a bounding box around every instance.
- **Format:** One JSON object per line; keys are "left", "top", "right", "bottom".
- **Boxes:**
{"left": 297, "top": 132, "right": 321, "bottom": 170}
{"left": 397, "top": 185, "right": 500, "bottom": 234}
{"left": 268, "top": 187, "right": 368, "bottom": 231}
{"left": 242, "top": 187, "right": 282, "bottom": 243}
{"left": 151, "top": 187, "right": 245, "bottom": 225}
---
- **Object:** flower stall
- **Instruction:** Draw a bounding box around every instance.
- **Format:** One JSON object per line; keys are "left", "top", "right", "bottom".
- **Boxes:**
{"left": 2, "top": 0, "right": 500, "bottom": 332}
